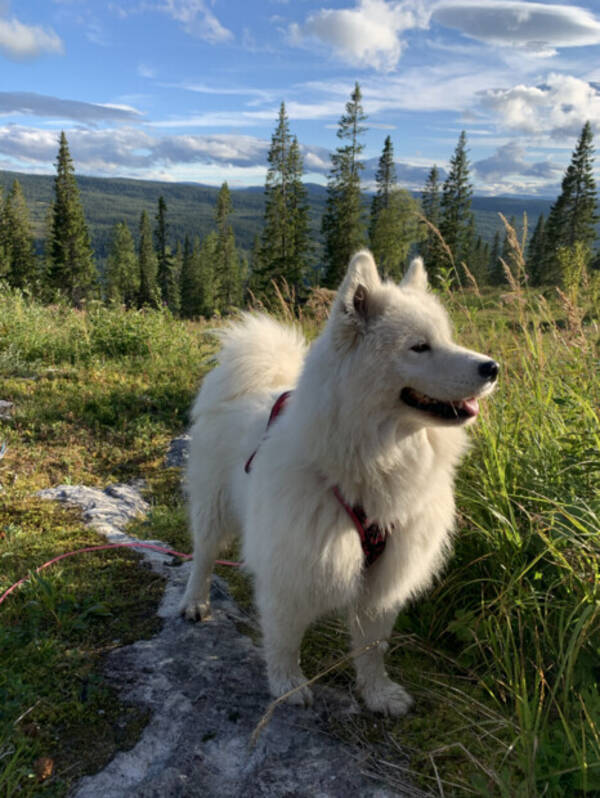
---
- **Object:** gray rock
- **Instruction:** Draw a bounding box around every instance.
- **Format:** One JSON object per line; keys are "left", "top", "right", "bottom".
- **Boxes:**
{"left": 165, "top": 434, "right": 191, "bottom": 468}
{"left": 73, "top": 567, "right": 412, "bottom": 798}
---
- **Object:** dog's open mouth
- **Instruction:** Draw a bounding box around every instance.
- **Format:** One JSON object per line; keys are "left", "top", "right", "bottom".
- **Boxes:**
{"left": 401, "top": 387, "right": 479, "bottom": 421}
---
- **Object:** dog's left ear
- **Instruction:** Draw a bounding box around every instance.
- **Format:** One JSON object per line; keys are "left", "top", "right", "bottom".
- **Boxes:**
{"left": 401, "top": 257, "right": 429, "bottom": 291}
{"left": 337, "top": 250, "right": 381, "bottom": 322}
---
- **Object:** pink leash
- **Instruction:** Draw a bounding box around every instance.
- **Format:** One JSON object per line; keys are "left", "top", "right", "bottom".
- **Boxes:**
{"left": 0, "top": 542, "right": 240, "bottom": 607}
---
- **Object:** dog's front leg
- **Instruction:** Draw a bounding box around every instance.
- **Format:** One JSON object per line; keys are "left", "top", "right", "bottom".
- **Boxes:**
{"left": 348, "top": 608, "right": 414, "bottom": 717}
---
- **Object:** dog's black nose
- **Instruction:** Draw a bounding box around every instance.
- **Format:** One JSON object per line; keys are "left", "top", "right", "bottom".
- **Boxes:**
{"left": 478, "top": 360, "right": 499, "bottom": 381}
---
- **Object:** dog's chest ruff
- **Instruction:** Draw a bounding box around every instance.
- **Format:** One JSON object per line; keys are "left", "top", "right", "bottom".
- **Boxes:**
{"left": 245, "top": 391, "right": 388, "bottom": 568}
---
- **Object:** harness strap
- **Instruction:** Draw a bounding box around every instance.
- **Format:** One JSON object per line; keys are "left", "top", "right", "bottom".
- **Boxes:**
{"left": 332, "top": 486, "right": 388, "bottom": 567}
{"left": 244, "top": 390, "right": 388, "bottom": 567}
{"left": 244, "top": 390, "right": 292, "bottom": 474}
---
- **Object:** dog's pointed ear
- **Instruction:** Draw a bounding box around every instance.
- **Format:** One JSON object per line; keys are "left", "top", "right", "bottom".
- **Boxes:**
{"left": 337, "top": 250, "right": 381, "bottom": 322}
{"left": 401, "top": 256, "right": 429, "bottom": 291}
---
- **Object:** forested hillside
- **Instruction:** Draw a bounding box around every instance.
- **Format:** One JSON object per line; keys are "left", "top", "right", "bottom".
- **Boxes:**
{"left": 0, "top": 167, "right": 550, "bottom": 261}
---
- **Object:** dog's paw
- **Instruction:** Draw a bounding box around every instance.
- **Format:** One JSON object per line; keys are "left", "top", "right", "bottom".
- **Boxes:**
{"left": 179, "top": 596, "right": 212, "bottom": 622}
{"left": 269, "top": 672, "right": 313, "bottom": 708}
{"left": 360, "top": 678, "right": 414, "bottom": 717}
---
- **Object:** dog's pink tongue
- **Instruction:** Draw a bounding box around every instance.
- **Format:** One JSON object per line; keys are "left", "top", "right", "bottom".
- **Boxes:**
{"left": 461, "top": 397, "right": 479, "bottom": 417}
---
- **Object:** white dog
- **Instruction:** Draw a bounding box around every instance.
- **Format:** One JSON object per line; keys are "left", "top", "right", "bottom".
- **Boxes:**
{"left": 180, "top": 251, "right": 498, "bottom": 716}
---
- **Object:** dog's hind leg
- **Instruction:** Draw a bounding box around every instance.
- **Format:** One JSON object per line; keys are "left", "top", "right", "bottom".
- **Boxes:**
{"left": 258, "top": 591, "right": 314, "bottom": 707}
{"left": 179, "top": 497, "right": 227, "bottom": 622}
{"left": 348, "top": 608, "right": 414, "bottom": 717}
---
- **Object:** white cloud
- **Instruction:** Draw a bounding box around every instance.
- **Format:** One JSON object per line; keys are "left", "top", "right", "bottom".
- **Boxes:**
{"left": 479, "top": 74, "right": 600, "bottom": 138}
{"left": 432, "top": 1, "right": 600, "bottom": 56}
{"left": 138, "top": 63, "right": 157, "bottom": 79}
{"left": 0, "top": 16, "right": 64, "bottom": 60}
{"left": 160, "top": 0, "right": 233, "bottom": 44}
{"left": 289, "top": 0, "right": 428, "bottom": 72}
{"left": 474, "top": 141, "right": 560, "bottom": 180}
{"left": 0, "top": 124, "right": 329, "bottom": 178}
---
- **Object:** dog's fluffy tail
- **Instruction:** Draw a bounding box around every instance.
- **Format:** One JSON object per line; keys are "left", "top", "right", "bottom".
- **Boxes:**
{"left": 191, "top": 313, "right": 307, "bottom": 420}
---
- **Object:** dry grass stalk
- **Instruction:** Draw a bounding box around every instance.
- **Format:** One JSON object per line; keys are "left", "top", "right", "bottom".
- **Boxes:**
{"left": 305, "top": 286, "right": 335, "bottom": 324}
{"left": 460, "top": 261, "right": 481, "bottom": 298}
{"left": 556, "top": 286, "right": 588, "bottom": 351}
{"left": 250, "top": 639, "right": 382, "bottom": 746}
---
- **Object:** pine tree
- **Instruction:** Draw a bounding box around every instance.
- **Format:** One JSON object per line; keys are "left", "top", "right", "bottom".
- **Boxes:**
{"left": 526, "top": 213, "right": 546, "bottom": 285}
{"left": 439, "top": 131, "right": 475, "bottom": 284}
{"left": 2, "top": 180, "right": 37, "bottom": 290}
{"left": 419, "top": 165, "right": 445, "bottom": 283}
{"left": 214, "top": 183, "right": 242, "bottom": 312}
{"left": 106, "top": 221, "right": 139, "bottom": 307}
{"left": 137, "top": 210, "right": 161, "bottom": 308}
{"left": 155, "top": 195, "right": 171, "bottom": 301}
{"left": 322, "top": 82, "right": 367, "bottom": 287}
{"left": 542, "top": 122, "right": 598, "bottom": 283}
{"left": 48, "top": 131, "right": 96, "bottom": 305}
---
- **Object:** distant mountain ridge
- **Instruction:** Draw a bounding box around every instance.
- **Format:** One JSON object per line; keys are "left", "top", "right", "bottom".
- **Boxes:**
{"left": 0, "top": 168, "right": 554, "bottom": 262}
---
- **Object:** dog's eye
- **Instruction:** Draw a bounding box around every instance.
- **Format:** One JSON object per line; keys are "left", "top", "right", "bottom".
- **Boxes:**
{"left": 411, "top": 343, "right": 431, "bottom": 353}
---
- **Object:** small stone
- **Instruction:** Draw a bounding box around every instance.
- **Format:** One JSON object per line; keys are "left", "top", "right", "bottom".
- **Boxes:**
{"left": 0, "top": 400, "right": 14, "bottom": 419}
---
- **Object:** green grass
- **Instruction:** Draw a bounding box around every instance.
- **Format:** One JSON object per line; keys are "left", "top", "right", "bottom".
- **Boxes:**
{"left": 1, "top": 267, "right": 599, "bottom": 796}
{"left": 0, "top": 294, "right": 213, "bottom": 794}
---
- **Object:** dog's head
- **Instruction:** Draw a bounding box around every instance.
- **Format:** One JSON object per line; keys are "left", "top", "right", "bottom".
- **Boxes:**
{"left": 328, "top": 250, "right": 498, "bottom": 427}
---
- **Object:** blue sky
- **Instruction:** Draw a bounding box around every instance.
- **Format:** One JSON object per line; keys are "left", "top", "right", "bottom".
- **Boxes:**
{"left": 2, "top": 0, "right": 600, "bottom": 196}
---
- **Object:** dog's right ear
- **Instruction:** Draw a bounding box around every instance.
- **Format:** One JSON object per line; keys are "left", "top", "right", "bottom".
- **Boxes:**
{"left": 330, "top": 250, "right": 381, "bottom": 347}
{"left": 337, "top": 250, "right": 381, "bottom": 322}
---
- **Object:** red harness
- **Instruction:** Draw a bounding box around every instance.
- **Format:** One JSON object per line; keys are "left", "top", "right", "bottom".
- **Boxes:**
{"left": 244, "top": 391, "right": 388, "bottom": 568}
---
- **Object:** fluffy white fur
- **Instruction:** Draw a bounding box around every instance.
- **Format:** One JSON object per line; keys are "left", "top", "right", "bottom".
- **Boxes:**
{"left": 180, "top": 251, "right": 497, "bottom": 715}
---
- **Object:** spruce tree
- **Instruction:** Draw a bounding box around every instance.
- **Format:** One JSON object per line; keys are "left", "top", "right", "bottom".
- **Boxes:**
{"left": 488, "top": 229, "right": 502, "bottom": 285}
{"left": 214, "top": 183, "right": 242, "bottom": 311}
{"left": 137, "top": 210, "right": 161, "bottom": 308}
{"left": 166, "top": 240, "right": 182, "bottom": 316}
{"left": 287, "top": 135, "right": 312, "bottom": 291}
{"left": 526, "top": 213, "right": 546, "bottom": 285}
{"left": 106, "top": 221, "right": 139, "bottom": 307}
{"left": 419, "top": 165, "right": 445, "bottom": 282}
{"left": 369, "top": 136, "right": 423, "bottom": 280}
{"left": 0, "top": 190, "right": 8, "bottom": 279}
{"left": 179, "top": 235, "right": 196, "bottom": 318}
{"left": 196, "top": 232, "right": 217, "bottom": 316}
{"left": 322, "top": 82, "right": 367, "bottom": 287}
{"left": 439, "top": 131, "right": 475, "bottom": 284}
{"left": 155, "top": 195, "right": 171, "bottom": 301}
{"left": 543, "top": 122, "right": 598, "bottom": 282}
{"left": 3, "top": 180, "right": 37, "bottom": 290}
{"left": 48, "top": 131, "right": 96, "bottom": 305}
{"left": 257, "top": 105, "right": 310, "bottom": 300}
{"left": 369, "top": 135, "right": 396, "bottom": 242}
{"left": 371, "top": 189, "right": 423, "bottom": 281}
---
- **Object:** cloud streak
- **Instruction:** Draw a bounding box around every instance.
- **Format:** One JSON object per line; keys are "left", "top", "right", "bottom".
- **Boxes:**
{"left": 0, "top": 92, "right": 143, "bottom": 124}
{"left": 431, "top": 1, "right": 600, "bottom": 57}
